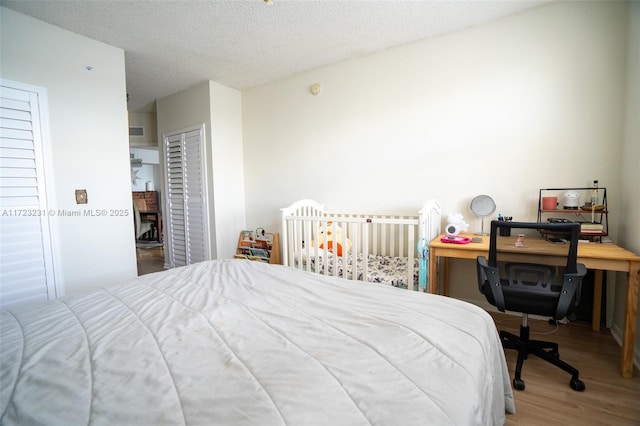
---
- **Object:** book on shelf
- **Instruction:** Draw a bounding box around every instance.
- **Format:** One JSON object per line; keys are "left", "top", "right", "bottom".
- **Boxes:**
{"left": 249, "top": 248, "right": 269, "bottom": 259}
{"left": 256, "top": 232, "right": 274, "bottom": 244}
{"left": 237, "top": 232, "right": 274, "bottom": 252}
{"left": 580, "top": 223, "right": 604, "bottom": 232}
{"left": 252, "top": 239, "right": 268, "bottom": 250}
{"left": 237, "top": 247, "right": 252, "bottom": 256}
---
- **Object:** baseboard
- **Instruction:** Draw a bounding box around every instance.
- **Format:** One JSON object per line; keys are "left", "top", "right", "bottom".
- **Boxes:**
{"left": 610, "top": 321, "right": 640, "bottom": 373}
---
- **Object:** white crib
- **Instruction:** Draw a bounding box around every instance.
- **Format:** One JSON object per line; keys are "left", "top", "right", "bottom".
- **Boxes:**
{"left": 280, "top": 199, "right": 441, "bottom": 291}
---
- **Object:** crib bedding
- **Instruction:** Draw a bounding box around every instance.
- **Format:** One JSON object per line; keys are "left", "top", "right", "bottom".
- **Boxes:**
{"left": 301, "top": 252, "right": 419, "bottom": 288}
{"left": 0, "top": 259, "right": 514, "bottom": 425}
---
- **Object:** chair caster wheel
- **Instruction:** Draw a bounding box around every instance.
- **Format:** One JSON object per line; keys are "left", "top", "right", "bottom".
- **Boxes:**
{"left": 513, "top": 378, "right": 525, "bottom": 391}
{"left": 570, "top": 378, "right": 585, "bottom": 392}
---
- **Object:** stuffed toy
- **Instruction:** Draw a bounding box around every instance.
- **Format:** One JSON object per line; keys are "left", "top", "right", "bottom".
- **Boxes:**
{"left": 312, "top": 222, "right": 352, "bottom": 256}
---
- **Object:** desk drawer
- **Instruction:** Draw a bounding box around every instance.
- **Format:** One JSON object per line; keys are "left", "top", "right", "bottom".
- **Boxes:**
{"left": 143, "top": 191, "right": 157, "bottom": 201}
{"left": 143, "top": 200, "right": 158, "bottom": 211}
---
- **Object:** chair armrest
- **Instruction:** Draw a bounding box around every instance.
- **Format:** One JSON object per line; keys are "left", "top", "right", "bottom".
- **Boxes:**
{"left": 477, "top": 256, "right": 506, "bottom": 312}
{"left": 554, "top": 263, "right": 587, "bottom": 320}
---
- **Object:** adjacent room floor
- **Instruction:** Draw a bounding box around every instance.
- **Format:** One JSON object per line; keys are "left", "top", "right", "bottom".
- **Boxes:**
{"left": 136, "top": 244, "right": 164, "bottom": 276}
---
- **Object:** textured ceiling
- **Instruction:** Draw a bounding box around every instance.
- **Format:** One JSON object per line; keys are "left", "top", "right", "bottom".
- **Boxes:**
{"left": 1, "top": 0, "right": 550, "bottom": 112}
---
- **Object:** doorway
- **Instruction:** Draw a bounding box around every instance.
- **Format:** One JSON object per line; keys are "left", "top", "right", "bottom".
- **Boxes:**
{"left": 130, "top": 146, "right": 164, "bottom": 275}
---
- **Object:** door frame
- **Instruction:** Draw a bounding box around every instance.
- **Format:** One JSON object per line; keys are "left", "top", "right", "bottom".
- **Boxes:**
{"left": 0, "top": 78, "right": 63, "bottom": 302}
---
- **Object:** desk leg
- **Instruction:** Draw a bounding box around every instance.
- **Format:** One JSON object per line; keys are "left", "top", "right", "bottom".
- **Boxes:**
{"left": 622, "top": 262, "right": 639, "bottom": 378}
{"left": 443, "top": 258, "right": 450, "bottom": 297}
{"left": 428, "top": 249, "right": 438, "bottom": 294}
{"left": 591, "top": 270, "right": 603, "bottom": 332}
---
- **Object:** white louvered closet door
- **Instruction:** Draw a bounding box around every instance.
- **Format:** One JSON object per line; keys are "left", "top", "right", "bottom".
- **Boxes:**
{"left": 163, "top": 125, "right": 210, "bottom": 268}
{"left": 0, "top": 80, "right": 57, "bottom": 307}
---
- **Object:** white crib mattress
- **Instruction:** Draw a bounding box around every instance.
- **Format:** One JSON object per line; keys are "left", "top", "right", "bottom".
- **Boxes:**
{"left": 0, "top": 259, "right": 514, "bottom": 425}
{"left": 299, "top": 252, "right": 420, "bottom": 288}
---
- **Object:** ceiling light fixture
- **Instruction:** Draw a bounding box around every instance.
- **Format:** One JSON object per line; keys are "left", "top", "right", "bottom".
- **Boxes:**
{"left": 263, "top": 0, "right": 273, "bottom": 5}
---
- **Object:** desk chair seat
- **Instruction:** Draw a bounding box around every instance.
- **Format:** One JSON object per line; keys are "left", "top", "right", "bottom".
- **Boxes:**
{"left": 477, "top": 221, "right": 587, "bottom": 392}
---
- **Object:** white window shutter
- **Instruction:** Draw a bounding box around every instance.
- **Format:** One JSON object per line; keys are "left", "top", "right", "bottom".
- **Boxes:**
{"left": 0, "top": 81, "right": 57, "bottom": 307}
{"left": 182, "top": 129, "right": 207, "bottom": 264}
{"left": 166, "top": 133, "right": 187, "bottom": 266}
{"left": 163, "top": 125, "right": 209, "bottom": 268}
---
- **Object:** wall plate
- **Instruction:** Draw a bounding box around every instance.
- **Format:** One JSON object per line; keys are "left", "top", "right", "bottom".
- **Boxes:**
{"left": 75, "top": 189, "right": 88, "bottom": 204}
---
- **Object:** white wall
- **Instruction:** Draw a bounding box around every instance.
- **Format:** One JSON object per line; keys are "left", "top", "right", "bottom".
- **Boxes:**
{"left": 209, "top": 82, "right": 247, "bottom": 259}
{"left": 0, "top": 7, "right": 137, "bottom": 295}
{"left": 615, "top": 1, "right": 640, "bottom": 367}
{"left": 243, "top": 1, "right": 627, "bottom": 234}
{"left": 242, "top": 1, "right": 635, "bottom": 357}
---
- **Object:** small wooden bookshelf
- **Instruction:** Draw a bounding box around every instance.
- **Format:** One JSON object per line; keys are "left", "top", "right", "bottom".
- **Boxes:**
{"left": 234, "top": 231, "right": 281, "bottom": 265}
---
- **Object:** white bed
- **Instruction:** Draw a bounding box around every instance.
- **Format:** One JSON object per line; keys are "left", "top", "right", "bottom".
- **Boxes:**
{"left": 0, "top": 260, "right": 514, "bottom": 425}
{"left": 281, "top": 199, "right": 442, "bottom": 290}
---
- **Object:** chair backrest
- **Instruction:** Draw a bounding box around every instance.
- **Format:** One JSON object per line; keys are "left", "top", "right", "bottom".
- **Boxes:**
{"left": 504, "top": 262, "right": 556, "bottom": 290}
{"left": 487, "top": 221, "right": 580, "bottom": 273}
{"left": 479, "top": 220, "right": 586, "bottom": 319}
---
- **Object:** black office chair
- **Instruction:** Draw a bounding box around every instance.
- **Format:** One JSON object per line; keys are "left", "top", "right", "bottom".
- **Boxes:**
{"left": 477, "top": 221, "right": 587, "bottom": 392}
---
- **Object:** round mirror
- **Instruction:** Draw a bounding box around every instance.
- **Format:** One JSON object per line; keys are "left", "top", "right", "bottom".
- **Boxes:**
{"left": 470, "top": 195, "right": 496, "bottom": 235}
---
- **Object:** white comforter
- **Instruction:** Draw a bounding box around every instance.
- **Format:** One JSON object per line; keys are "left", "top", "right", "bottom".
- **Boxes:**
{"left": 0, "top": 260, "right": 514, "bottom": 425}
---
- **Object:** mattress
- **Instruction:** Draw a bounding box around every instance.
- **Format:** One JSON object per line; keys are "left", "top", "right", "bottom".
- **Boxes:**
{"left": 0, "top": 259, "right": 515, "bottom": 425}
{"left": 299, "top": 252, "right": 419, "bottom": 288}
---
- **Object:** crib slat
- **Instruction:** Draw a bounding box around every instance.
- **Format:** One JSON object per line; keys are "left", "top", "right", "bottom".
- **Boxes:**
{"left": 407, "top": 223, "right": 415, "bottom": 290}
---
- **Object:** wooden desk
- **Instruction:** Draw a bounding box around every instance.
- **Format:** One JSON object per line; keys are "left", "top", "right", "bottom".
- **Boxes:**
{"left": 428, "top": 232, "right": 640, "bottom": 378}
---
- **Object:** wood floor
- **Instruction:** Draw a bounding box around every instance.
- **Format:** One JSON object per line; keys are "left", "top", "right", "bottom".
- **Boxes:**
{"left": 136, "top": 246, "right": 165, "bottom": 275}
{"left": 490, "top": 312, "right": 640, "bottom": 425}
{"left": 131, "top": 253, "right": 639, "bottom": 424}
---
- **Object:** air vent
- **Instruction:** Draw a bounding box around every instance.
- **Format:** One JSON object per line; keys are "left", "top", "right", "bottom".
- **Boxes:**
{"left": 129, "top": 126, "right": 144, "bottom": 137}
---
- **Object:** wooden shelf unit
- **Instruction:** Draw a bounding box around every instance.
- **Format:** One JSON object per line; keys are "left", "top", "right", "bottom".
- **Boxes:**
{"left": 235, "top": 231, "right": 281, "bottom": 265}
{"left": 537, "top": 187, "right": 609, "bottom": 241}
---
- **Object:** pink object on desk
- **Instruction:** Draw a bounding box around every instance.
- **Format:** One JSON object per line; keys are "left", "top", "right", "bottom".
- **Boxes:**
{"left": 441, "top": 236, "right": 472, "bottom": 244}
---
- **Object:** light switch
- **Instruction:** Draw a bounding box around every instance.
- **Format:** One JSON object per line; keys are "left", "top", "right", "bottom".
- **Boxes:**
{"left": 75, "top": 189, "right": 88, "bottom": 204}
